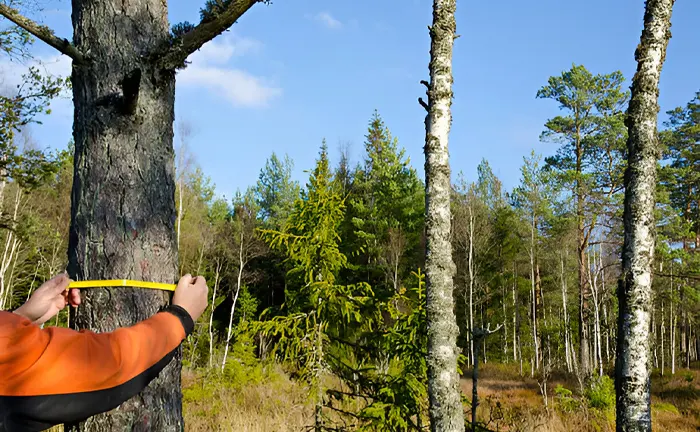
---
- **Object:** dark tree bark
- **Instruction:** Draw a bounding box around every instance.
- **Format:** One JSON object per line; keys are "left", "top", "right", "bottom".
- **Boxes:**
{"left": 66, "top": 1, "right": 179, "bottom": 430}
{"left": 0, "top": 1, "right": 263, "bottom": 430}
{"left": 421, "top": 0, "right": 464, "bottom": 430}
{"left": 616, "top": 1, "right": 675, "bottom": 431}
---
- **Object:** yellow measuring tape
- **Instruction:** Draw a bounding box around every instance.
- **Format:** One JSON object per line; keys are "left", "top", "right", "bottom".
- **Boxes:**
{"left": 68, "top": 280, "right": 176, "bottom": 292}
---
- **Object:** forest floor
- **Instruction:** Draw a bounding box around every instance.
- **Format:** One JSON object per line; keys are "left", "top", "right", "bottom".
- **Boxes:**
{"left": 182, "top": 363, "right": 699, "bottom": 432}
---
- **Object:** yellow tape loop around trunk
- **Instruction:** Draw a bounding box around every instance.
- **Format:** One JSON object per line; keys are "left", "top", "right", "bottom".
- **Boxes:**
{"left": 68, "top": 280, "right": 176, "bottom": 292}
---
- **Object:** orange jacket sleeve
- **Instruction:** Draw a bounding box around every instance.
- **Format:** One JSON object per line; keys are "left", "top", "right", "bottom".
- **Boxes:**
{"left": 0, "top": 305, "right": 193, "bottom": 431}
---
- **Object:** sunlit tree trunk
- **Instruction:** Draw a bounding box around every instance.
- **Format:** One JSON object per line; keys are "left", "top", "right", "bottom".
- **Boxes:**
{"left": 222, "top": 229, "right": 246, "bottom": 371}
{"left": 661, "top": 300, "right": 665, "bottom": 375}
{"left": 616, "top": 1, "right": 674, "bottom": 430}
{"left": 529, "top": 209, "right": 539, "bottom": 371}
{"left": 468, "top": 204, "right": 475, "bottom": 365}
{"left": 422, "top": 0, "right": 463, "bottom": 429}
{"left": 209, "top": 259, "right": 222, "bottom": 368}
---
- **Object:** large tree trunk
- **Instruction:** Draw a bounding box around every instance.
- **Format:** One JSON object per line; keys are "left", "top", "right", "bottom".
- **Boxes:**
{"left": 67, "top": 1, "right": 180, "bottom": 430}
{"left": 616, "top": 1, "right": 674, "bottom": 430}
{"left": 422, "top": 0, "right": 463, "bottom": 430}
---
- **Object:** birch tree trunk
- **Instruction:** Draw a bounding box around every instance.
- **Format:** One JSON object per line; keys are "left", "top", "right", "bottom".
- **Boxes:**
{"left": 209, "top": 259, "right": 222, "bottom": 368}
{"left": 661, "top": 301, "right": 665, "bottom": 376}
{"left": 468, "top": 204, "right": 475, "bottom": 365}
{"left": 669, "top": 265, "right": 676, "bottom": 374}
{"left": 529, "top": 210, "right": 539, "bottom": 370}
{"left": 616, "top": 1, "right": 674, "bottom": 430}
{"left": 422, "top": 0, "right": 463, "bottom": 429}
{"left": 513, "top": 263, "right": 518, "bottom": 363}
{"left": 222, "top": 230, "right": 246, "bottom": 371}
{"left": 561, "top": 253, "right": 572, "bottom": 373}
{"left": 503, "top": 282, "right": 508, "bottom": 359}
{"left": 0, "top": 186, "right": 20, "bottom": 310}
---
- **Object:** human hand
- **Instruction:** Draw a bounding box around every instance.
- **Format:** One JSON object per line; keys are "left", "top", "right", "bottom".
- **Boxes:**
{"left": 172, "top": 274, "right": 208, "bottom": 321}
{"left": 13, "top": 273, "right": 80, "bottom": 325}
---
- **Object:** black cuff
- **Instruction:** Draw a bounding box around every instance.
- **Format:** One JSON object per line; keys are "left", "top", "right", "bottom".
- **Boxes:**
{"left": 163, "top": 304, "right": 194, "bottom": 337}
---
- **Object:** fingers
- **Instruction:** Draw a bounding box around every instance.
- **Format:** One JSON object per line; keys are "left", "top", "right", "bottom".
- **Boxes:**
{"left": 178, "top": 274, "right": 194, "bottom": 288}
{"left": 68, "top": 288, "right": 81, "bottom": 307}
{"left": 45, "top": 273, "right": 71, "bottom": 293}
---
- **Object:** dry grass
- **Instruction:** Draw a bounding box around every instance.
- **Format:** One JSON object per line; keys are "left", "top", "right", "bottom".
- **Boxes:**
{"left": 182, "top": 365, "right": 311, "bottom": 432}
{"left": 44, "top": 364, "right": 700, "bottom": 431}
{"left": 458, "top": 363, "right": 699, "bottom": 432}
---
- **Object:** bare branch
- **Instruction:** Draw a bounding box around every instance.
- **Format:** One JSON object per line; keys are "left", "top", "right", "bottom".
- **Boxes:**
{"left": 154, "top": 0, "right": 265, "bottom": 70}
{"left": 418, "top": 97, "right": 429, "bottom": 112}
{"left": 0, "top": 4, "right": 85, "bottom": 64}
{"left": 654, "top": 271, "right": 700, "bottom": 282}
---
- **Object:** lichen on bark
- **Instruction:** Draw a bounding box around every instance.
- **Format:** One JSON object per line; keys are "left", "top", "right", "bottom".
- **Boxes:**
{"left": 616, "top": 1, "right": 675, "bottom": 431}
{"left": 423, "top": 0, "right": 464, "bottom": 431}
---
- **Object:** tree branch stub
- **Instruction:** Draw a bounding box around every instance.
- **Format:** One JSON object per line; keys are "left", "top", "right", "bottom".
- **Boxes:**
{"left": 0, "top": 4, "right": 86, "bottom": 64}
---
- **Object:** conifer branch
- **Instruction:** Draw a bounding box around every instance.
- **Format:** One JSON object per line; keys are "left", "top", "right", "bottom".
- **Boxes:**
{"left": 153, "top": 0, "right": 267, "bottom": 70}
{"left": 0, "top": 4, "right": 85, "bottom": 64}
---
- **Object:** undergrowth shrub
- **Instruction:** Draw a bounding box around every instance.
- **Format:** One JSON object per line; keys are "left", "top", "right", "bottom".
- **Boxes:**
{"left": 554, "top": 384, "right": 579, "bottom": 412}
{"left": 585, "top": 375, "right": 615, "bottom": 411}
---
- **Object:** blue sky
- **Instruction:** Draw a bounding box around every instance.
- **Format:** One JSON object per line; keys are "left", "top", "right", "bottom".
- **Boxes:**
{"left": 3, "top": 0, "right": 699, "bottom": 201}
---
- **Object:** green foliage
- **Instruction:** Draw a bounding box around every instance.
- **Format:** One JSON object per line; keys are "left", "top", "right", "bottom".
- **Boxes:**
{"left": 553, "top": 384, "right": 580, "bottom": 413}
{"left": 254, "top": 152, "right": 300, "bottom": 229}
{"left": 0, "top": 21, "right": 32, "bottom": 58}
{"left": 652, "top": 402, "right": 679, "bottom": 415}
{"left": 223, "top": 330, "right": 265, "bottom": 387}
{"left": 345, "top": 111, "right": 424, "bottom": 298}
{"left": 0, "top": 66, "right": 67, "bottom": 191}
{"left": 682, "top": 371, "right": 694, "bottom": 384}
{"left": 200, "top": 0, "right": 233, "bottom": 21}
{"left": 537, "top": 63, "right": 628, "bottom": 230}
{"left": 328, "top": 270, "right": 428, "bottom": 431}
{"left": 659, "top": 91, "right": 699, "bottom": 249}
{"left": 255, "top": 144, "right": 374, "bottom": 430}
{"left": 585, "top": 375, "right": 615, "bottom": 411}
{"left": 170, "top": 21, "right": 195, "bottom": 38}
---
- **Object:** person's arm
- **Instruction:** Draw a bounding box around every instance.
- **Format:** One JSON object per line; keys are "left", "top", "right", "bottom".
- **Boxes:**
{"left": 0, "top": 274, "right": 207, "bottom": 431}
{"left": 0, "top": 305, "right": 192, "bottom": 429}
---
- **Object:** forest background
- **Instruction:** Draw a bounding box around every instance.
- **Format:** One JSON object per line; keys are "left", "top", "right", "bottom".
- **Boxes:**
{"left": 0, "top": 0, "right": 697, "bottom": 431}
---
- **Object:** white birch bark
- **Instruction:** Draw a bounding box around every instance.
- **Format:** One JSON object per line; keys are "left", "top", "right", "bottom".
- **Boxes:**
{"left": 590, "top": 247, "right": 603, "bottom": 376}
{"left": 561, "top": 252, "right": 572, "bottom": 373}
{"left": 670, "top": 264, "right": 676, "bottom": 374}
{"left": 616, "top": 1, "right": 674, "bottom": 430}
{"left": 513, "top": 263, "right": 518, "bottom": 363}
{"left": 0, "top": 187, "right": 21, "bottom": 310}
{"left": 423, "top": 0, "right": 463, "bottom": 429}
{"left": 222, "top": 229, "right": 246, "bottom": 372}
{"left": 209, "top": 259, "right": 222, "bottom": 368}
{"left": 468, "top": 203, "right": 475, "bottom": 365}
{"left": 503, "top": 282, "right": 508, "bottom": 359}
{"left": 661, "top": 300, "right": 665, "bottom": 375}
{"left": 529, "top": 209, "right": 539, "bottom": 370}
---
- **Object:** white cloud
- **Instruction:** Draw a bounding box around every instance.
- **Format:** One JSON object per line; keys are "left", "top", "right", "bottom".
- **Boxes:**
{"left": 0, "top": 54, "right": 71, "bottom": 94}
{"left": 311, "top": 12, "right": 342, "bottom": 29}
{"left": 178, "top": 65, "right": 281, "bottom": 108}
{"left": 187, "top": 34, "right": 262, "bottom": 65}
{"left": 178, "top": 33, "right": 280, "bottom": 108}
{"left": 0, "top": 32, "right": 280, "bottom": 110}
